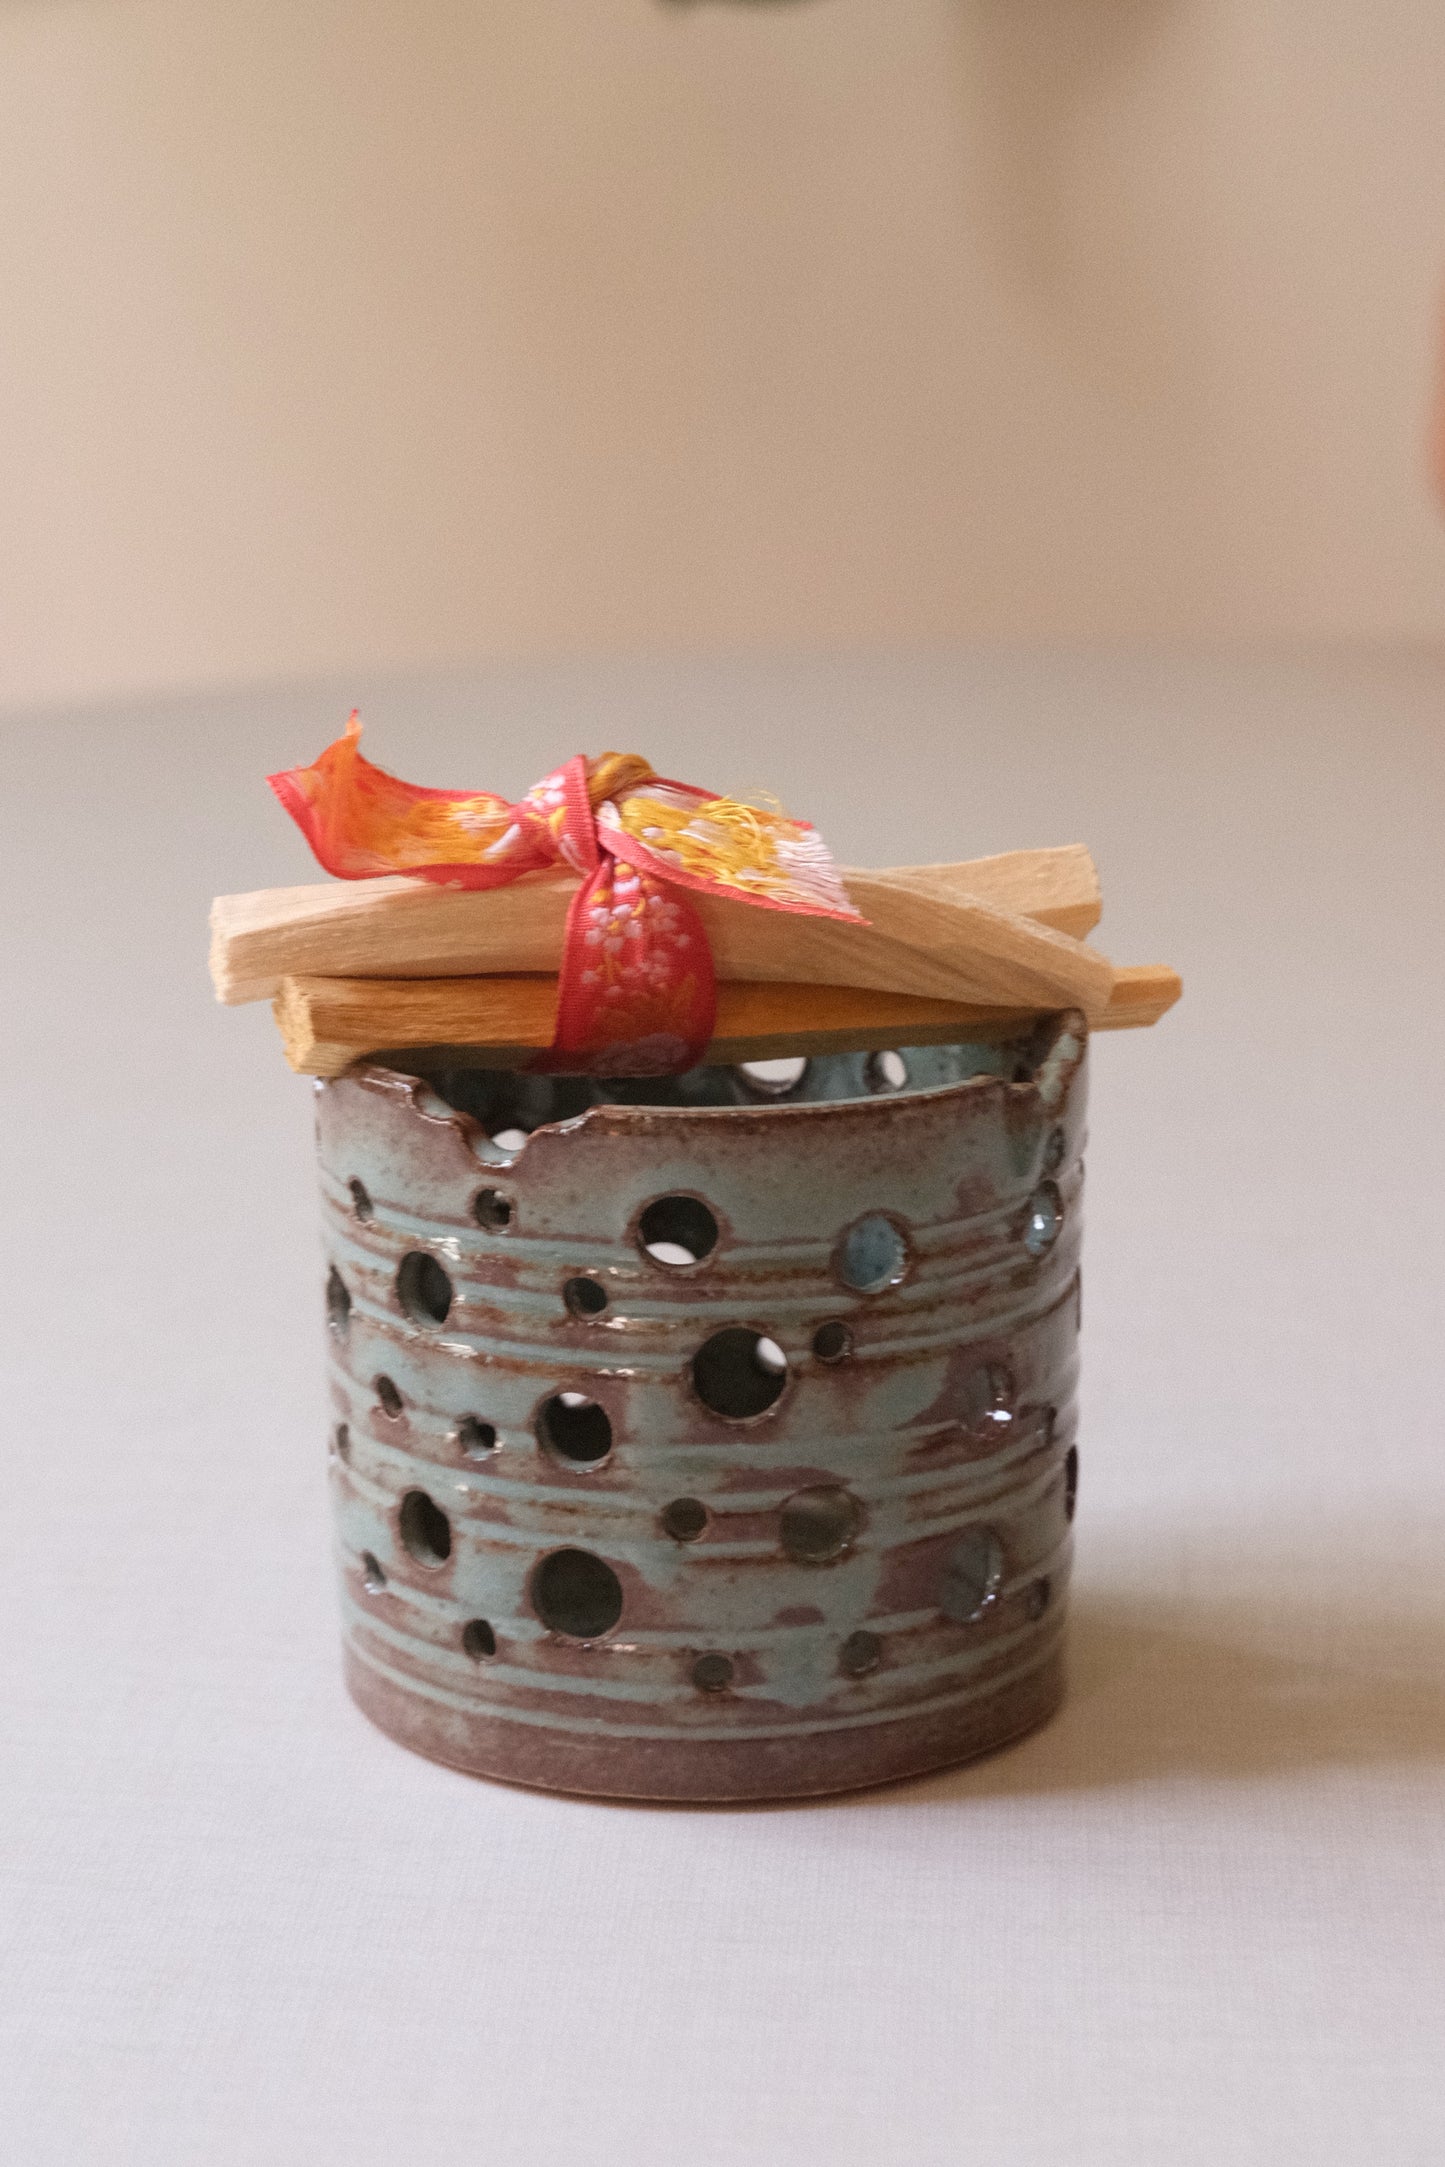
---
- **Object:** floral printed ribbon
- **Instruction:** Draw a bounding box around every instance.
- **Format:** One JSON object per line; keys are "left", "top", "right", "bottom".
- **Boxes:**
{"left": 269, "top": 716, "right": 863, "bottom": 1074}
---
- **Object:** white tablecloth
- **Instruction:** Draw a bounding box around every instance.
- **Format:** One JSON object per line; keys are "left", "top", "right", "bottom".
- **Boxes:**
{"left": 2, "top": 651, "right": 1441, "bottom": 2164}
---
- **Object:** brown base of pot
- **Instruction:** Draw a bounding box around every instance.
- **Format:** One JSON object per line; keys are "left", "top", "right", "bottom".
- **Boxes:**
{"left": 344, "top": 1640, "right": 1065, "bottom": 1803}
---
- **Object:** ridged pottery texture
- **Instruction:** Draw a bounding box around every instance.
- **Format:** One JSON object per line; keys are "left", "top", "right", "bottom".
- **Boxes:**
{"left": 319, "top": 1018, "right": 1086, "bottom": 1801}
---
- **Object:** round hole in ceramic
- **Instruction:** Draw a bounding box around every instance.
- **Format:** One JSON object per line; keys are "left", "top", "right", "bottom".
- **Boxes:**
{"left": 691, "top": 1329, "right": 789, "bottom": 1420}
{"left": 959, "top": 1362, "right": 1015, "bottom": 1436}
{"left": 780, "top": 1484, "right": 861, "bottom": 1564}
{"left": 456, "top": 1416, "right": 498, "bottom": 1461}
{"left": 692, "top": 1653, "right": 734, "bottom": 1693}
{"left": 812, "top": 1319, "right": 852, "bottom": 1363}
{"left": 531, "top": 1549, "right": 624, "bottom": 1639}
{"left": 564, "top": 1276, "right": 608, "bottom": 1319}
{"left": 1024, "top": 1181, "right": 1063, "bottom": 1258}
{"left": 840, "top": 1629, "right": 882, "bottom": 1676}
{"left": 398, "top": 1488, "right": 452, "bottom": 1569}
{"left": 661, "top": 1497, "right": 708, "bottom": 1543}
{"left": 638, "top": 1195, "right": 719, "bottom": 1267}
{"left": 325, "top": 1266, "right": 351, "bottom": 1336}
{"left": 397, "top": 1251, "right": 454, "bottom": 1328}
{"left": 537, "top": 1393, "right": 613, "bottom": 1467}
{"left": 940, "top": 1528, "right": 1004, "bottom": 1623}
{"left": 836, "top": 1214, "right": 910, "bottom": 1294}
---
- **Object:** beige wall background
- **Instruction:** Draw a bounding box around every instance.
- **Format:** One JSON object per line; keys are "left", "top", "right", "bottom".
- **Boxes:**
{"left": 2, "top": 0, "right": 1444, "bottom": 712}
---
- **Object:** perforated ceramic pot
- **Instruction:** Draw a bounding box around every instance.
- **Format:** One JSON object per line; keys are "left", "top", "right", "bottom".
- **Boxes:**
{"left": 318, "top": 1016, "right": 1086, "bottom": 1801}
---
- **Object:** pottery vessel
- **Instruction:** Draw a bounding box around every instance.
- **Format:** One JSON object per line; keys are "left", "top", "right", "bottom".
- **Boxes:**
{"left": 319, "top": 1017, "right": 1085, "bottom": 1801}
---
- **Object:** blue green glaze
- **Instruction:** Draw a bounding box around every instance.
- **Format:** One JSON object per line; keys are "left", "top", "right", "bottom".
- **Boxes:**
{"left": 320, "top": 1020, "right": 1086, "bottom": 1798}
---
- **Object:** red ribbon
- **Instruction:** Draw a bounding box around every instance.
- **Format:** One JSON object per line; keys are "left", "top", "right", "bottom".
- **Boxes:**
{"left": 532, "top": 752, "right": 718, "bottom": 1075}
{"left": 269, "top": 723, "right": 860, "bottom": 1076}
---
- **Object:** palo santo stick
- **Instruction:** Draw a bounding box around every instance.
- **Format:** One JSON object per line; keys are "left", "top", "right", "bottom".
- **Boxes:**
{"left": 736, "top": 871, "right": 1111, "bottom": 1015}
{"left": 212, "top": 846, "right": 1112, "bottom": 1016}
{"left": 214, "top": 870, "right": 571, "bottom": 1004}
{"left": 278, "top": 976, "right": 1032, "bottom": 1079}
{"left": 276, "top": 967, "right": 1179, "bottom": 1081}
{"left": 1090, "top": 963, "right": 1182, "bottom": 1031}
{"left": 212, "top": 850, "right": 1101, "bottom": 1004}
{"left": 866, "top": 846, "right": 1100, "bottom": 940}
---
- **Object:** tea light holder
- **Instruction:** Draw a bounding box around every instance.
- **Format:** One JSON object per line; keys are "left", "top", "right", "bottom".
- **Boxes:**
{"left": 320, "top": 1015, "right": 1084, "bottom": 1801}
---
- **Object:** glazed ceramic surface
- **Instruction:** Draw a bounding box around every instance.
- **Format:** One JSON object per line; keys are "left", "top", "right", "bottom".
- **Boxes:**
{"left": 318, "top": 1018, "right": 1086, "bottom": 1800}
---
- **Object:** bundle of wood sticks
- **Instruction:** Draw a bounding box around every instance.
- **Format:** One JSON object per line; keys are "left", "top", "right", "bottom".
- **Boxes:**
{"left": 209, "top": 844, "right": 1179, "bottom": 1077}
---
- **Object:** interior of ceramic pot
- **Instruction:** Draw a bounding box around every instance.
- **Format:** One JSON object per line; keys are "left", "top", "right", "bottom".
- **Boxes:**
{"left": 383, "top": 1019, "right": 1064, "bottom": 1171}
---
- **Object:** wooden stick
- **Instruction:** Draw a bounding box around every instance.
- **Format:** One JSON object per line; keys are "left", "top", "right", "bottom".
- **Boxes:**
{"left": 865, "top": 848, "right": 1100, "bottom": 938}
{"left": 275, "top": 965, "right": 1181, "bottom": 1080}
{"left": 1090, "top": 963, "right": 1182, "bottom": 1031}
{"left": 212, "top": 845, "right": 1111, "bottom": 1017}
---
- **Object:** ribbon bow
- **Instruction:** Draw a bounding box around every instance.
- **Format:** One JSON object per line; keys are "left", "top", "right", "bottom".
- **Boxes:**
{"left": 269, "top": 716, "right": 862, "bottom": 1075}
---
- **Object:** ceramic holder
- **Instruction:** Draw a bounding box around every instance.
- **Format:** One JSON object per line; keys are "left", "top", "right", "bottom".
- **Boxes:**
{"left": 319, "top": 1016, "right": 1085, "bottom": 1801}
